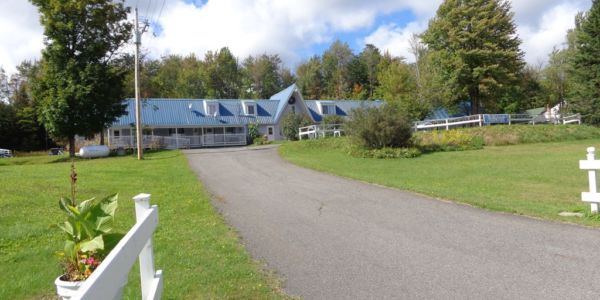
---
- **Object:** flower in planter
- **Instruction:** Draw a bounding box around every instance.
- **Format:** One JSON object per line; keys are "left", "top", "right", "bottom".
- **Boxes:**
{"left": 56, "top": 161, "right": 123, "bottom": 281}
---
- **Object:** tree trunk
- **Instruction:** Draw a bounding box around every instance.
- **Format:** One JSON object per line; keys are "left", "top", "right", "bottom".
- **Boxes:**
{"left": 69, "top": 135, "right": 76, "bottom": 158}
{"left": 100, "top": 130, "right": 105, "bottom": 145}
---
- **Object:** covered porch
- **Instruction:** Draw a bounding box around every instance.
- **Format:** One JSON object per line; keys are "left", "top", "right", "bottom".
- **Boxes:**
{"left": 108, "top": 126, "right": 247, "bottom": 149}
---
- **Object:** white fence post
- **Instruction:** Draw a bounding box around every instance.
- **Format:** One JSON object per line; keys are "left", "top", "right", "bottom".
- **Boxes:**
{"left": 580, "top": 147, "right": 600, "bottom": 213}
{"left": 72, "top": 193, "right": 163, "bottom": 300}
{"left": 133, "top": 193, "right": 164, "bottom": 300}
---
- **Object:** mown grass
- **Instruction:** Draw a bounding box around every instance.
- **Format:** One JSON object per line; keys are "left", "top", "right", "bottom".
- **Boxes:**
{"left": 0, "top": 151, "right": 287, "bottom": 299}
{"left": 279, "top": 136, "right": 600, "bottom": 226}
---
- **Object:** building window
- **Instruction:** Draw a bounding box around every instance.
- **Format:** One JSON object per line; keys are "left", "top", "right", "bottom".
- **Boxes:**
{"left": 318, "top": 101, "right": 336, "bottom": 115}
{"left": 322, "top": 104, "right": 335, "bottom": 115}
{"left": 247, "top": 104, "right": 255, "bottom": 115}
{"left": 113, "top": 130, "right": 120, "bottom": 137}
{"left": 268, "top": 127, "right": 273, "bottom": 135}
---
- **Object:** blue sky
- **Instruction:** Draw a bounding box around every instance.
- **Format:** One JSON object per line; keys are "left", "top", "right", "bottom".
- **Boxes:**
{"left": 0, "top": 0, "right": 592, "bottom": 75}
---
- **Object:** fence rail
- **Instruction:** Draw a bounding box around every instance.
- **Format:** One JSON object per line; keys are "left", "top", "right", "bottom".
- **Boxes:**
{"left": 73, "top": 193, "right": 163, "bottom": 300}
{"left": 109, "top": 134, "right": 246, "bottom": 149}
{"left": 299, "top": 124, "right": 344, "bottom": 140}
{"left": 414, "top": 113, "right": 581, "bottom": 131}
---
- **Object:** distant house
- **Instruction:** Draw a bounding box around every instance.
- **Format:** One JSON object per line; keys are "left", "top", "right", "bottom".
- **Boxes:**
{"left": 107, "top": 84, "right": 383, "bottom": 149}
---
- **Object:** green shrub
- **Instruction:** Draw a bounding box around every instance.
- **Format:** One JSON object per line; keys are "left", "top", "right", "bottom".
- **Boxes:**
{"left": 345, "top": 104, "right": 413, "bottom": 149}
{"left": 247, "top": 123, "right": 260, "bottom": 143}
{"left": 252, "top": 135, "right": 270, "bottom": 145}
{"left": 322, "top": 115, "right": 346, "bottom": 125}
{"left": 281, "top": 112, "right": 312, "bottom": 141}
{"left": 414, "top": 130, "right": 484, "bottom": 152}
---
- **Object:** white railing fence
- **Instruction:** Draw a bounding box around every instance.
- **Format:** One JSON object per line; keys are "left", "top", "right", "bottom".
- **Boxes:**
{"left": 580, "top": 147, "right": 600, "bottom": 214}
{"left": 414, "top": 113, "right": 582, "bottom": 131}
{"left": 299, "top": 124, "right": 344, "bottom": 140}
{"left": 73, "top": 193, "right": 163, "bottom": 300}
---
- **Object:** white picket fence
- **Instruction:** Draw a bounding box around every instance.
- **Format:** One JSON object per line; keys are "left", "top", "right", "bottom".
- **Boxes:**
{"left": 73, "top": 193, "right": 163, "bottom": 299}
{"left": 580, "top": 147, "right": 600, "bottom": 213}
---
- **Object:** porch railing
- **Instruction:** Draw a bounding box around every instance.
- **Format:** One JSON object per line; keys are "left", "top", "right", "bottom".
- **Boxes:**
{"left": 109, "top": 134, "right": 247, "bottom": 149}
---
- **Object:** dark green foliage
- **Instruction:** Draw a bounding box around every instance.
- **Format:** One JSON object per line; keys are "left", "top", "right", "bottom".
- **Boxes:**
{"left": 296, "top": 56, "right": 324, "bottom": 99}
{"left": 345, "top": 104, "right": 413, "bottom": 149}
{"left": 322, "top": 40, "right": 354, "bottom": 99}
{"left": 376, "top": 57, "right": 428, "bottom": 120}
{"left": 241, "top": 54, "right": 285, "bottom": 99}
{"left": 30, "top": 0, "right": 132, "bottom": 156}
{"left": 203, "top": 47, "right": 241, "bottom": 99}
{"left": 247, "top": 123, "right": 260, "bottom": 143}
{"left": 1, "top": 61, "right": 57, "bottom": 151}
{"left": 321, "top": 115, "right": 345, "bottom": 125}
{"left": 0, "top": 102, "right": 18, "bottom": 148}
{"left": 422, "top": 0, "right": 524, "bottom": 114}
{"left": 569, "top": 1, "right": 600, "bottom": 124}
{"left": 281, "top": 112, "right": 312, "bottom": 140}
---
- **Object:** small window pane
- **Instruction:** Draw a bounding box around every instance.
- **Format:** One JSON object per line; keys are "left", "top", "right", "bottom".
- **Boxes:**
{"left": 268, "top": 127, "right": 273, "bottom": 135}
{"left": 114, "top": 130, "right": 120, "bottom": 137}
{"left": 247, "top": 105, "right": 255, "bottom": 115}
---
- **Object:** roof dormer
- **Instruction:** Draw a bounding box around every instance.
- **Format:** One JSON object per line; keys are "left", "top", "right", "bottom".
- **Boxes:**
{"left": 204, "top": 100, "right": 219, "bottom": 117}
{"left": 242, "top": 100, "right": 257, "bottom": 116}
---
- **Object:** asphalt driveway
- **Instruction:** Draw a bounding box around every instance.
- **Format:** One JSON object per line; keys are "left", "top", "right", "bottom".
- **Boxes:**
{"left": 185, "top": 145, "right": 600, "bottom": 299}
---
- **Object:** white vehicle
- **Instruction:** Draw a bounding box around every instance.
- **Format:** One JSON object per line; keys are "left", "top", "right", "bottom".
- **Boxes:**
{"left": 0, "top": 148, "right": 12, "bottom": 158}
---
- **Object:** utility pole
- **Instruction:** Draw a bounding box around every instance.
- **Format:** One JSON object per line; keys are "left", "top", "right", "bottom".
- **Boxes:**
{"left": 134, "top": 7, "right": 146, "bottom": 160}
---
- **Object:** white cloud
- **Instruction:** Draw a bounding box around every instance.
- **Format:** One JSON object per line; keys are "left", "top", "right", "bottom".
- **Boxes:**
{"left": 515, "top": 1, "right": 590, "bottom": 65}
{"left": 144, "top": 0, "right": 436, "bottom": 66}
{"left": 0, "top": 0, "right": 44, "bottom": 74}
{"left": 363, "top": 0, "right": 591, "bottom": 65}
{"left": 363, "top": 21, "right": 428, "bottom": 63}
{"left": 0, "top": 0, "right": 593, "bottom": 75}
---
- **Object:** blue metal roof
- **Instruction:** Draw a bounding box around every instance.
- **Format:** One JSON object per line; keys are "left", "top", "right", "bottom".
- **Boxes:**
{"left": 304, "top": 100, "right": 384, "bottom": 122}
{"left": 112, "top": 98, "right": 279, "bottom": 127}
{"left": 111, "top": 84, "right": 385, "bottom": 127}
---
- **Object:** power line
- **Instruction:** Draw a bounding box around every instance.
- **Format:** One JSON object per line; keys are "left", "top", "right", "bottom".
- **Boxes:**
{"left": 155, "top": 0, "right": 166, "bottom": 25}
{"left": 145, "top": 0, "right": 153, "bottom": 20}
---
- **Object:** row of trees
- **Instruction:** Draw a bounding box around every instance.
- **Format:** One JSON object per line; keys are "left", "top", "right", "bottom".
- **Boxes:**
{"left": 2, "top": 0, "right": 600, "bottom": 154}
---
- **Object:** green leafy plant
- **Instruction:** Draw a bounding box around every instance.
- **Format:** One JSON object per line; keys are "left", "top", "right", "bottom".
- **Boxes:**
{"left": 281, "top": 112, "right": 312, "bottom": 141}
{"left": 345, "top": 104, "right": 413, "bottom": 149}
{"left": 247, "top": 123, "right": 260, "bottom": 144}
{"left": 57, "top": 162, "right": 123, "bottom": 281}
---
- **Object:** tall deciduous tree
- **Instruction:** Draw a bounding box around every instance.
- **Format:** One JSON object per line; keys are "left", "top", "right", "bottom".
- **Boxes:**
{"left": 296, "top": 56, "right": 324, "bottom": 99}
{"left": 569, "top": 2, "right": 600, "bottom": 124}
{"left": 322, "top": 40, "right": 354, "bottom": 99}
{"left": 241, "top": 54, "right": 283, "bottom": 99}
{"left": 421, "top": 0, "right": 524, "bottom": 114}
{"left": 203, "top": 47, "right": 241, "bottom": 99}
{"left": 30, "top": 0, "right": 132, "bottom": 156}
{"left": 359, "top": 44, "right": 382, "bottom": 99}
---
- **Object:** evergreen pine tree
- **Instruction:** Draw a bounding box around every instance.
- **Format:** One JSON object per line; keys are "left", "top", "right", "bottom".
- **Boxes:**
{"left": 421, "top": 0, "right": 524, "bottom": 114}
{"left": 570, "top": 1, "right": 600, "bottom": 124}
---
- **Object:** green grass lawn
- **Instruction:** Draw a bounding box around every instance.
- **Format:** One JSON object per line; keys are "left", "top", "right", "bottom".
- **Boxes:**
{"left": 0, "top": 151, "right": 286, "bottom": 299}
{"left": 279, "top": 137, "right": 600, "bottom": 226}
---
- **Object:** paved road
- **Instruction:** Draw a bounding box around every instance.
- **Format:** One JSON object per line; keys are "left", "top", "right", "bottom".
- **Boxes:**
{"left": 185, "top": 145, "right": 600, "bottom": 299}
